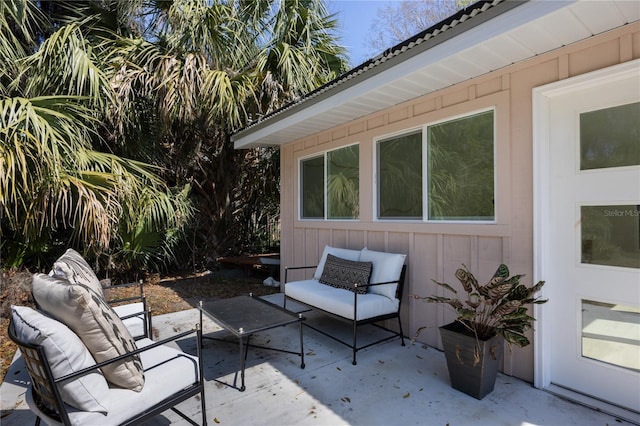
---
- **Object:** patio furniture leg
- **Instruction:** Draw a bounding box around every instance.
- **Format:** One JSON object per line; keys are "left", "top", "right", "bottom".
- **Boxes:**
{"left": 237, "top": 334, "right": 249, "bottom": 392}
{"left": 197, "top": 326, "right": 208, "bottom": 426}
{"left": 352, "top": 294, "right": 358, "bottom": 365}
{"left": 299, "top": 315, "right": 305, "bottom": 369}
{"left": 352, "top": 318, "right": 358, "bottom": 365}
{"left": 238, "top": 336, "right": 244, "bottom": 391}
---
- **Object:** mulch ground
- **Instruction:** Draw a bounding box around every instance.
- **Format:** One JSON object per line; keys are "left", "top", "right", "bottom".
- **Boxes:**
{"left": 0, "top": 271, "right": 280, "bottom": 383}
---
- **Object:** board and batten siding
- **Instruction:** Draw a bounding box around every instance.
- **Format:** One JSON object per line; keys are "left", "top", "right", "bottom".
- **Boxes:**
{"left": 279, "top": 22, "right": 640, "bottom": 382}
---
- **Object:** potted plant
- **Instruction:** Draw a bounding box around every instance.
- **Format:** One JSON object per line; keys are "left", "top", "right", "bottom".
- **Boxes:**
{"left": 412, "top": 264, "right": 547, "bottom": 399}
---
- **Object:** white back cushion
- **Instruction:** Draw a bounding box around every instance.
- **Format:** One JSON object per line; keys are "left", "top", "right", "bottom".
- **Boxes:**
{"left": 359, "top": 248, "right": 406, "bottom": 300}
{"left": 11, "top": 306, "right": 109, "bottom": 413}
{"left": 313, "top": 246, "right": 363, "bottom": 280}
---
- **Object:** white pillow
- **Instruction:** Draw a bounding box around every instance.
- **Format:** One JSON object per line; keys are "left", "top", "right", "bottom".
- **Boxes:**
{"left": 313, "top": 246, "right": 363, "bottom": 280}
{"left": 11, "top": 306, "right": 109, "bottom": 413}
{"left": 51, "top": 248, "right": 104, "bottom": 298}
{"left": 32, "top": 273, "right": 145, "bottom": 391}
{"left": 359, "top": 248, "right": 406, "bottom": 300}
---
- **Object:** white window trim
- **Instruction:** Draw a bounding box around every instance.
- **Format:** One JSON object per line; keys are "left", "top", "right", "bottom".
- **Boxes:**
{"left": 298, "top": 143, "right": 361, "bottom": 221}
{"left": 373, "top": 107, "right": 497, "bottom": 224}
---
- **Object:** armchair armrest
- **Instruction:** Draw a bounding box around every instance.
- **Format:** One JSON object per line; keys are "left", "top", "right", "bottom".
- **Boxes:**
{"left": 104, "top": 280, "right": 145, "bottom": 305}
{"left": 55, "top": 327, "right": 202, "bottom": 385}
{"left": 105, "top": 280, "right": 152, "bottom": 340}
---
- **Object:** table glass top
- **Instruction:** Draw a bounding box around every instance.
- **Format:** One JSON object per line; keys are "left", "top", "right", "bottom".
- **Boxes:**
{"left": 199, "top": 295, "right": 301, "bottom": 336}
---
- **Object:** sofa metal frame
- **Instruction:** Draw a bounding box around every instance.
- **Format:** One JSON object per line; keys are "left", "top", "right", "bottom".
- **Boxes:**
{"left": 284, "top": 265, "right": 406, "bottom": 365}
{"left": 8, "top": 318, "right": 207, "bottom": 426}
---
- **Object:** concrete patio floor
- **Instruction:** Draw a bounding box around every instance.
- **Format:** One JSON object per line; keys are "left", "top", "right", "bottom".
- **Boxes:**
{"left": 2, "top": 294, "right": 637, "bottom": 426}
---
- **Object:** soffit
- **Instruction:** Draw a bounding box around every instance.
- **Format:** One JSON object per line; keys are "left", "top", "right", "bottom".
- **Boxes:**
{"left": 233, "top": 0, "right": 639, "bottom": 148}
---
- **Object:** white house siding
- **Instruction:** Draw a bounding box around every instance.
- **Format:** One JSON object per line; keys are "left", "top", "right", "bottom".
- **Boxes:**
{"left": 279, "top": 22, "right": 640, "bottom": 383}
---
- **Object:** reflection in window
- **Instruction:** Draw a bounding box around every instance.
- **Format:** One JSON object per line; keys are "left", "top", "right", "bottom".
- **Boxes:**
{"left": 427, "top": 110, "right": 495, "bottom": 221}
{"left": 582, "top": 300, "right": 640, "bottom": 373}
{"left": 378, "top": 132, "right": 422, "bottom": 219}
{"left": 376, "top": 110, "right": 496, "bottom": 221}
{"left": 580, "top": 102, "right": 640, "bottom": 170}
{"left": 300, "top": 145, "right": 360, "bottom": 220}
{"left": 581, "top": 205, "right": 640, "bottom": 269}
{"left": 327, "top": 145, "right": 359, "bottom": 220}
{"left": 300, "top": 156, "right": 324, "bottom": 219}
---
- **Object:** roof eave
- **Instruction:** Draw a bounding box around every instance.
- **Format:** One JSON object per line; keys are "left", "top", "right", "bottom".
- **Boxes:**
{"left": 233, "top": 0, "right": 589, "bottom": 149}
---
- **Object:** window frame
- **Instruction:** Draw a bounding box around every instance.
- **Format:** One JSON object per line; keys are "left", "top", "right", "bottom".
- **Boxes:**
{"left": 374, "top": 107, "right": 497, "bottom": 224}
{"left": 298, "top": 143, "right": 360, "bottom": 221}
{"left": 375, "top": 126, "right": 425, "bottom": 222}
{"left": 299, "top": 153, "right": 325, "bottom": 220}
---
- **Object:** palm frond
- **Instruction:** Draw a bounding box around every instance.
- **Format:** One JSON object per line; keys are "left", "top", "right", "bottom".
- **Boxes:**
{"left": 20, "top": 23, "right": 113, "bottom": 106}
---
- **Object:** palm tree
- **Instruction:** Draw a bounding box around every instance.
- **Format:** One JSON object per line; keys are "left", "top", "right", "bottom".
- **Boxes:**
{"left": 1, "top": 0, "right": 347, "bottom": 272}
{"left": 0, "top": 0, "right": 192, "bottom": 271}
{"left": 105, "top": 0, "right": 348, "bottom": 265}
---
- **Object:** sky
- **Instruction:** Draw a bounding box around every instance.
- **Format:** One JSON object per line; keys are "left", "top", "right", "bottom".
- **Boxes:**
{"left": 326, "top": 0, "right": 394, "bottom": 66}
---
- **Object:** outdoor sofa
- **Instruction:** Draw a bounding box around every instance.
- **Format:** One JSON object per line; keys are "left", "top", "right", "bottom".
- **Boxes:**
{"left": 284, "top": 246, "right": 407, "bottom": 365}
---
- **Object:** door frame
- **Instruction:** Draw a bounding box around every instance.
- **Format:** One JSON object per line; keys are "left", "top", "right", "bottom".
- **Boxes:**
{"left": 532, "top": 59, "right": 640, "bottom": 422}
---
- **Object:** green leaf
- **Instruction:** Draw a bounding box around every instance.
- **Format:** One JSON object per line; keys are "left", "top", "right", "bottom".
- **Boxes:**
{"left": 502, "top": 330, "right": 530, "bottom": 348}
{"left": 431, "top": 279, "right": 458, "bottom": 294}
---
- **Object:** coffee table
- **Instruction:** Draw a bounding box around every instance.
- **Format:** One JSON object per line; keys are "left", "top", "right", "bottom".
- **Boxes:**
{"left": 198, "top": 293, "right": 305, "bottom": 391}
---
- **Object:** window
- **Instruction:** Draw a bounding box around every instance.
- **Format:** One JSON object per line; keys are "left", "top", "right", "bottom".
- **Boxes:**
{"left": 377, "top": 110, "right": 495, "bottom": 222}
{"left": 301, "top": 156, "right": 324, "bottom": 219}
{"left": 581, "top": 205, "right": 640, "bottom": 269}
{"left": 428, "top": 110, "right": 495, "bottom": 221}
{"left": 378, "top": 132, "right": 422, "bottom": 219}
{"left": 300, "top": 144, "right": 359, "bottom": 220}
{"left": 580, "top": 102, "right": 640, "bottom": 170}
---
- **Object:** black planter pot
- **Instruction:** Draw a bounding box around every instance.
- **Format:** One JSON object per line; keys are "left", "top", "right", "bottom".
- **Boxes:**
{"left": 439, "top": 321, "right": 504, "bottom": 400}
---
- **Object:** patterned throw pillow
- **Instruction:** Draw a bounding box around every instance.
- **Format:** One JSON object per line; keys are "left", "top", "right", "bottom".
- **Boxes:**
{"left": 51, "top": 248, "right": 104, "bottom": 298}
{"left": 32, "top": 273, "right": 145, "bottom": 391}
{"left": 319, "top": 254, "right": 372, "bottom": 295}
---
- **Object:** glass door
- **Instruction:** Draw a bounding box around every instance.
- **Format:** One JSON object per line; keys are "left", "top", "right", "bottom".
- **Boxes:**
{"left": 544, "top": 69, "right": 640, "bottom": 413}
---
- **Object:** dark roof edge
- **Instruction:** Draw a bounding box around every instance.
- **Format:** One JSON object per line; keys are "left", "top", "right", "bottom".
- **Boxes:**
{"left": 232, "top": 0, "right": 527, "bottom": 142}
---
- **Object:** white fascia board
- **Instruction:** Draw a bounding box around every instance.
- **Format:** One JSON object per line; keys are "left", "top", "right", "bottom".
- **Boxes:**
{"left": 233, "top": 0, "right": 576, "bottom": 149}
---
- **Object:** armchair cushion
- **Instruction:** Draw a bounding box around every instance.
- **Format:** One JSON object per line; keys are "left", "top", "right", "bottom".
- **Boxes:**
{"left": 32, "top": 273, "right": 145, "bottom": 391}
{"left": 51, "top": 248, "right": 104, "bottom": 298}
{"left": 10, "top": 306, "right": 109, "bottom": 413}
{"left": 319, "top": 254, "right": 372, "bottom": 294}
{"left": 41, "top": 338, "right": 200, "bottom": 425}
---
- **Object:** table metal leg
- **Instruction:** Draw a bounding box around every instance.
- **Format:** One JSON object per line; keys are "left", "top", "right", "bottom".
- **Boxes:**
{"left": 238, "top": 334, "right": 249, "bottom": 392}
{"left": 299, "top": 315, "right": 305, "bottom": 369}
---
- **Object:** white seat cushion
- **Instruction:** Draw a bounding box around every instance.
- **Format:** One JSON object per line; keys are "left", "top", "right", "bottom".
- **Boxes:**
{"left": 285, "top": 279, "right": 399, "bottom": 321}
